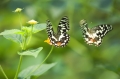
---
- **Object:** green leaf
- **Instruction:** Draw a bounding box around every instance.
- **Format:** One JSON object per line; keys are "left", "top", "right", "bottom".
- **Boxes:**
{"left": 0, "top": 29, "right": 21, "bottom": 35}
{"left": 18, "top": 63, "right": 56, "bottom": 79}
{"left": 18, "top": 47, "right": 43, "bottom": 58}
{"left": 3, "top": 34, "right": 22, "bottom": 44}
{"left": 0, "top": 29, "right": 23, "bottom": 44}
{"left": 33, "top": 23, "right": 46, "bottom": 33}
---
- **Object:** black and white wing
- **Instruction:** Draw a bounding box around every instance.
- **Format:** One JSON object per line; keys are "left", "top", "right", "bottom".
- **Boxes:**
{"left": 80, "top": 20, "right": 92, "bottom": 45}
{"left": 46, "top": 20, "right": 54, "bottom": 38}
{"left": 79, "top": 19, "right": 89, "bottom": 39}
{"left": 80, "top": 19, "right": 112, "bottom": 46}
{"left": 46, "top": 20, "right": 57, "bottom": 45}
{"left": 46, "top": 16, "right": 70, "bottom": 47}
{"left": 91, "top": 24, "right": 112, "bottom": 46}
{"left": 93, "top": 24, "right": 112, "bottom": 38}
{"left": 57, "top": 16, "right": 69, "bottom": 35}
{"left": 56, "top": 16, "right": 70, "bottom": 47}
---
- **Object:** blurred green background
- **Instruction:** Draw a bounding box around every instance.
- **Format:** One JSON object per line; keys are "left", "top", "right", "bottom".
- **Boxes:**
{"left": 0, "top": 0, "right": 120, "bottom": 79}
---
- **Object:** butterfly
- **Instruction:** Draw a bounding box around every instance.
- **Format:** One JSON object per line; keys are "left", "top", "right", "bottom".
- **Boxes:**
{"left": 79, "top": 19, "right": 112, "bottom": 46}
{"left": 46, "top": 16, "right": 70, "bottom": 47}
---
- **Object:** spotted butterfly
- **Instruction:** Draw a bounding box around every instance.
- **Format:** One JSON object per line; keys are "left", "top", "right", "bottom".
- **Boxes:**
{"left": 80, "top": 19, "right": 112, "bottom": 46}
{"left": 46, "top": 16, "right": 70, "bottom": 47}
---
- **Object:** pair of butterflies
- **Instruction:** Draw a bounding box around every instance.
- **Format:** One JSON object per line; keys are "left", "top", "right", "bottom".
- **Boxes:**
{"left": 46, "top": 16, "right": 112, "bottom": 47}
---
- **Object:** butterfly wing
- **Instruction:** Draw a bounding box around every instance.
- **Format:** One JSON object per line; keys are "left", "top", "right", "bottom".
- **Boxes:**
{"left": 80, "top": 20, "right": 112, "bottom": 46}
{"left": 57, "top": 16, "right": 69, "bottom": 35}
{"left": 46, "top": 16, "right": 70, "bottom": 47}
{"left": 90, "top": 24, "right": 112, "bottom": 46}
{"left": 93, "top": 24, "right": 112, "bottom": 38}
{"left": 57, "top": 16, "right": 70, "bottom": 47}
{"left": 46, "top": 20, "right": 58, "bottom": 45}
{"left": 53, "top": 33, "right": 70, "bottom": 47}
{"left": 79, "top": 20, "right": 90, "bottom": 43}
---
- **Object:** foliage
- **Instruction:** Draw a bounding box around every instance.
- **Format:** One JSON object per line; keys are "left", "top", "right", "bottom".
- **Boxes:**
{"left": 0, "top": 0, "right": 120, "bottom": 79}
{"left": 0, "top": 8, "right": 55, "bottom": 79}
{"left": 18, "top": 63, "right": 56, "bottom": 79}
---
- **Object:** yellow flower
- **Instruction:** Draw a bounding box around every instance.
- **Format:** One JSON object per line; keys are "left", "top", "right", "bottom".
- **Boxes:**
{"left": 44, "top": 38, "right": 52, "bottom": 45}
{"left": 27, "top": 19, "right": 38, "bottom": 25}
{"left": 14, "top": 8, "right": 22, "bottom": 12}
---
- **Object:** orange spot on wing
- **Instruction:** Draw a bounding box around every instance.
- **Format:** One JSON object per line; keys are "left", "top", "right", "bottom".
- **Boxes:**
{"left": 56, "top": 42, "right": 62, "bottom": 46}
{"left": 89, "top": 38, "right": 96, "bottom": 43}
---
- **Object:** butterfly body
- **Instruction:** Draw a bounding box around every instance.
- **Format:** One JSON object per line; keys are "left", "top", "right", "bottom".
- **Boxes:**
{"left": 80, "top": 20, "right": 112, "bottom": 46}
{"left": 46, "top": 16, "right": 70, "bottom": 47}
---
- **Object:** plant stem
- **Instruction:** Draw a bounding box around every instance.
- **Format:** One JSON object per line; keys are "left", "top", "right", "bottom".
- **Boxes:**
{"left": 27, "top": 25, "right": 33, "bottom": 45}
{"left": 24, "top": 46, "right": 54, "bottom": 79}
{"left": 23, "top": 36, "right": 27, "bottom": 50}
{"left": 18, "top": 13, "right": 22, "bottom": 29}
{"left": 14, "top": 11, "right": 24, "bottom": 79}
{"left": 14, "top": 55, "right": 23, "bottom": 79}
{"left": 0, "top": 65, "right": 8, "bottom": 79}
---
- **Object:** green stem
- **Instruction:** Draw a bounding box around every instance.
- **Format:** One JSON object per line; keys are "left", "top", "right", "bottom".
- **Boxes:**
{"left": 14, "top": 11, "right": 24, "bottom": 79}
{"left": 31, "top": 25, "right": 34, "bottom": 32}
{"left": 27, "top": 25, "right": 33, "bottom": 45}
{"left": 14, "top": 29, "right": 29, "bottom": 79}
{"left": 0, "top": 65, "right": 8, "bottom": 79}
{"left": 14, "top": 55, "right": 23, "bottom": 79}
{"left": 24, "top": 46, "right": 54, "bottom": 79}
{"left": 23, "top": 36, "right": 27, "bottom": 50}
{"left": 18, "top": 13, "right": 22, "bottom": 29}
